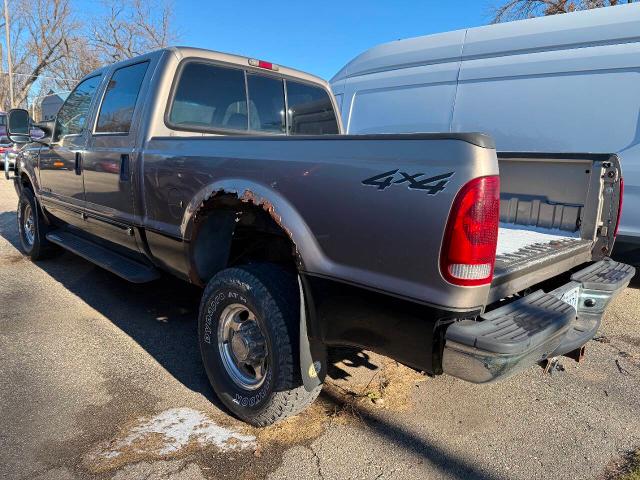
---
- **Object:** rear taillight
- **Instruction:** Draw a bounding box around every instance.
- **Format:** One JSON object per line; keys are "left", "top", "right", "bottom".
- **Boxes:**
{"left": 614, "top": 177, "right": 624, "bottom": 237}
{"left": 440, "top": 175, "right": 500, "bottom": 286}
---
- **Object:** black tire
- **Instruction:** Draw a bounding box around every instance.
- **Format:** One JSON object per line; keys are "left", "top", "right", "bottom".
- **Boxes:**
{"left": 17, "top": 188, "right": 55, "bottom": 260}
{"left": 198, "top": 263, "right": 322, "bottom": 426}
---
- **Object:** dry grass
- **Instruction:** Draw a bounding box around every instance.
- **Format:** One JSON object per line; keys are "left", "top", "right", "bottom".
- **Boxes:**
{"left": 324, "top": 358, "right": 426, "bottom": 414}
{"left": 256, "top": 352, "right": 427, "bottom": 447}
{"left": 254, "top": 402, "right": 330, "bottom": 446}
{"left": 618, "top": 451, "right": 640, "bottom": 480}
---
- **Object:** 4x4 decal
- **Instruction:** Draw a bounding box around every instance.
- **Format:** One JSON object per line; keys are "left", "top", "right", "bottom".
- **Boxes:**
{"left": 362, "top": 169, "right": 454, "bottom": 194}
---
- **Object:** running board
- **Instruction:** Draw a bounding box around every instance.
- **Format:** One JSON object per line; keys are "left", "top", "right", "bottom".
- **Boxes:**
{"left": 46, "top": 231, "right": 160, "bottom": 283}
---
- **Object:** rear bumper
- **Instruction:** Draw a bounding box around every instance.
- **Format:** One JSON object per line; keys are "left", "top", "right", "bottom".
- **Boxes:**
{"left": 442, "top": 258, "right": 635, "bottom": 383}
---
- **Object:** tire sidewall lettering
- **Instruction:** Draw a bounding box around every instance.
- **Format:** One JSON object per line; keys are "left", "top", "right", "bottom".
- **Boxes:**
{"left": 203, "top": 291, "right": 248, "bottom": 344}
{"left": 232, "top": 369, "right": 272, "bottom": 408}
{"left": 201, "top": 283, "right": 272, "bottom": 409}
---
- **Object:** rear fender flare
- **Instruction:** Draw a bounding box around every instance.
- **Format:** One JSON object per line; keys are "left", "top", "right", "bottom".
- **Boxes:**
{"left": 181, "top": 179, "right": 328, "bottom": 272}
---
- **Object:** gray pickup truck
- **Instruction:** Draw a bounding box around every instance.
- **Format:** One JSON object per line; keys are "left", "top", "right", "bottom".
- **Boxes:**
{"left": 4, "top": 47, "right": 634, "bottom": 426}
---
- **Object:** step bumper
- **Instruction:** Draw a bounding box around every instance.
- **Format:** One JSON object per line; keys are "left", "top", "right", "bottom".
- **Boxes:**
{"left": 442, "top": 258, "right": 635, "bottom": 383}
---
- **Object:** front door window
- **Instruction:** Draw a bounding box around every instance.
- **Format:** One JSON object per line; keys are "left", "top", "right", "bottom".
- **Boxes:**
{"left": 54, "top": 75, "right": 102, "bottom": 142}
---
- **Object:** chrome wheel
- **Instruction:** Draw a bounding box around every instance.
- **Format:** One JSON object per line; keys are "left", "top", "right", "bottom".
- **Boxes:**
{"left": 217, "top": 303, "right": 268, "bottom": 390}
{"left": 23, "top": 203, "right": 35, "bottom": 247}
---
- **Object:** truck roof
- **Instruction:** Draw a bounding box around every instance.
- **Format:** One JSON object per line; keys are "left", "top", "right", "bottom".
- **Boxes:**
{"left": 82, "top": 46, "right": 331, "bottom": 90}
{"left": 168, "top": 47, "right": 331, "bottom": 86}
{"left": 331, "top": 2, "right": 640, "bottom": 82}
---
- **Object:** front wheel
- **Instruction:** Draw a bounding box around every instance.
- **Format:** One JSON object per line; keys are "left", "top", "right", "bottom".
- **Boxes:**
{"left": 198, "top": 264, "right": 321, "bottom": 426}
{"left": 17, "top": 188, "right": 55, "bottom": 260}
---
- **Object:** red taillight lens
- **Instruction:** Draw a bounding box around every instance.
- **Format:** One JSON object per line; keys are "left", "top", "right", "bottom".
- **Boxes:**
{"left": 248, "top": 58, "right": 279, "bottom": 71}
{"left": 614, "top": 177, "right": 624, "bottom": 237}
{"left": 440, "top": 175, "right": 500, "bottom": 286}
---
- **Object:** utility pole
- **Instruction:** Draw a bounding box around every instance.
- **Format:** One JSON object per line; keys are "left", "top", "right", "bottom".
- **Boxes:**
{"left": 3, "top": 0, "right": 14, "bottom": 108}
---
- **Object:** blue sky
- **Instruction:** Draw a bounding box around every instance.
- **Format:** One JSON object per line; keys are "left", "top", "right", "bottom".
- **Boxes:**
{"left": 172, "top": 1, "right": 493, "bottom": 80}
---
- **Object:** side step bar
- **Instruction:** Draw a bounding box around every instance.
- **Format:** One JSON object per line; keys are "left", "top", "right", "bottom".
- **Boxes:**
{"left": 46, "top": 231, "right": 161, "bottom": 283}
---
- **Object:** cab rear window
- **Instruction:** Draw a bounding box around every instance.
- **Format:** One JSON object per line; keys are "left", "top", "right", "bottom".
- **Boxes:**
{"left": 286, "top": 81, "right": 339, "bottom": 135}
{"left": 168, "top": 61, "right": 338, "bottom": 135}
{"left": 247, "top": 73, "right": 286, "bottom": 133}
{"left": 169, "top": 63, "right": 248, "bottom": 132}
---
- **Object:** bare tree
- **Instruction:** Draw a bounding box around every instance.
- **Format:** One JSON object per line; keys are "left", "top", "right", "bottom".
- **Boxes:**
{"left": 92, "top": 0, "right": 176, "bottom": 63}
{"left": 491, "top": 0, "right": 638, "bottom": 23}
{"left": 0, "top": 0, "right": 77, "bottom": 109}
{"left": 50, "top": 36, "right": 102, "bottom": 91}
{"left": 1, "top": 0, "right": 177, "bottom": 111}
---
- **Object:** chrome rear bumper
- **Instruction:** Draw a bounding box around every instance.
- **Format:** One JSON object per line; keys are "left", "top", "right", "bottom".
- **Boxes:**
{"left": 442, "top": 258, "right": 635, "bottom": 383}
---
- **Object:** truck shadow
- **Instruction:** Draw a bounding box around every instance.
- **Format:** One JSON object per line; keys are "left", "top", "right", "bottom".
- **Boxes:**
{"left": 0, "top": 210, "right": 502, "bottom": 480}
{"left": 320, "top": 386, "right": 503, "bottom": 480}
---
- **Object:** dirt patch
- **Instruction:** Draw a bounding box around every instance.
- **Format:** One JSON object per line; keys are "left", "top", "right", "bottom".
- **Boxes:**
{"left": 602, "top": 449, "right": 640, "bottom": 480}
{"left": 254, "top": 402, "right": 330, "bottom": 448}
{"left": 0, "top": 253, "right": 24, "bottom": 265}
{"left": 83, "top": 408, "right": 256, "bottom": 474}
{"left": 615, "top": 335, "right": 640, "bottom": 349}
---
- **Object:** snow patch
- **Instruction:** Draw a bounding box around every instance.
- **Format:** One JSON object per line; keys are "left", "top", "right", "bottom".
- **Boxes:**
{"left": 496, "top": 223, "right": 580, "bottom": 257}
{"left": 95, "top": 408, "right": 256, "bottom": 459}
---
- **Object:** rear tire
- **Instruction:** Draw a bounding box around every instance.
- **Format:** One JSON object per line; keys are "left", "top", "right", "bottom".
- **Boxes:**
{"left": 17, "top": 188, "right": 55, "bottom": 260}
{"left": 198, "top": 263, "right": 322, "bottom": 426}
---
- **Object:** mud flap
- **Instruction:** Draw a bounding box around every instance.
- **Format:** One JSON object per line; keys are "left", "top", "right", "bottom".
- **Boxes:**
{"left": 298, "top": 276, "right": 326, "bottom": 392}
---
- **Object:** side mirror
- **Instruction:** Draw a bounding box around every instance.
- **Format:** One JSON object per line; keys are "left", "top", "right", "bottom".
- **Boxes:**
{"left": 7, "top": 109, "right": 32, "bottom": 144}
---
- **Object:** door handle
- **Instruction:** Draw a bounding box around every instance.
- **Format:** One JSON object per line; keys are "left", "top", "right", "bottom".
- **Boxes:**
{"left": 120, "top": 154, "right": 130, "bottom": 182}
{"left": 74, "top": 152, "right": 82, "bottom": 175}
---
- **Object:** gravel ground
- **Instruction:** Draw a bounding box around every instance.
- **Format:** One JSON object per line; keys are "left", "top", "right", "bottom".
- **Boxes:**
{"left": 1, "top": 179, "right": 639, "bottom": 480}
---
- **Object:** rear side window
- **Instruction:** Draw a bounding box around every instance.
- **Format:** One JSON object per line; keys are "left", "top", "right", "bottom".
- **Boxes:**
{"left": 96, "top": 62, "right": 149, "bottom": 134}
{"left": 169, "top": 63, "right": 248, "bottom": 131}
{"left": 286, "top": 81, "right": 339, "bottom": 135}
{"left": 247, "top": 74, "right": 285, "bottom": 133}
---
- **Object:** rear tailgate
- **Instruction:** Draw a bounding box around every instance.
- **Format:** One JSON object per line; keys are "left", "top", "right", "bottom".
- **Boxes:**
{"left": 488, "top": 153, "right": 622, "bottom": 303}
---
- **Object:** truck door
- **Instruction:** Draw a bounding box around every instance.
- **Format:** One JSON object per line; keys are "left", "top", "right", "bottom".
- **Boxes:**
{"left": 38, "top": 75, "right": 102, "bottom": 228}
{"left": 82, "top": 60, "right": 151, "bottom": 252}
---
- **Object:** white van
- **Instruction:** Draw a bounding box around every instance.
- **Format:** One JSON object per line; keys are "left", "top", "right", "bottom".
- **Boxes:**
{"left": 331, "top": 4, "right": 640, "bottom": 248}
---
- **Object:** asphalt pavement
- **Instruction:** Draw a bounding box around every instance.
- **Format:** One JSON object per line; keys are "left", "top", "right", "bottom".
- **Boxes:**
{"left": 1, "top": 179, "right": 639, "bottom": 480}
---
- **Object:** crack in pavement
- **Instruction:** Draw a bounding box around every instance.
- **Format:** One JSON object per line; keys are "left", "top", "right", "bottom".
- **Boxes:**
{"left": 309, "top": 444, "right": 325, "bottom": 480}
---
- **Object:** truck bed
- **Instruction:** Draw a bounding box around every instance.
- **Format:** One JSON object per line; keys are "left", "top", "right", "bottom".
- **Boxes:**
{"left": 490, "top": 225, "right": 592, "bottom": 303}
{"left": 487, "top": 153, "right": 621, "bottom": 304}
{"left": 496, "top": 224, "right": 581, "bottom": 258}
{"left": 489, "top": 225, "right": 592, "bottom": 302}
